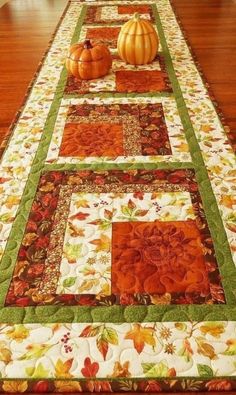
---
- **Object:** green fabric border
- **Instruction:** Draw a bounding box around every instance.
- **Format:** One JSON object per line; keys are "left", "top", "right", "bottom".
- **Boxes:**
{"left": 43, "top": 162, "right": 194, "bottom": 172}
{"left": 1, "top": 304, "right": 236, "bottom": 324}
{"left": 64, "top": 91, "right": 173, "bottom": 99}
{"left": 0, "top": 1, "right": 235, "bottom": 324}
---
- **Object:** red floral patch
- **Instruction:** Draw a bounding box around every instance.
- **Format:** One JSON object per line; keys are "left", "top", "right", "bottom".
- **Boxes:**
{"left": 118, "top": 5, "right": 151, "bottom": 14}
{"left": 86, "top": 27, "right": 120, "bottom": 48}
{"left": 60, "top": 122, "right": 124, "bottom": 157}
{"left": 112, "top": 221, "right": 210, "bottom": 295}
{"left": 116, "top": 70, "right": 170, "bottom": 93}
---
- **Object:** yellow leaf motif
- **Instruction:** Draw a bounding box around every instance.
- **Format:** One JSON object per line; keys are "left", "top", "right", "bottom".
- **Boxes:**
{"left": 19, "top": 343, "right": 53, "bottom": 360}
{"left": 150, "top": 293, "right": 171, "bottom": 305}
{"left": 125, "top": 324, "right": 156, "bottom": 354}
{"left": 4, "top": 195, "right": 21, "bottom": 209}
{"left": 6, "top": 325, "right": 30, "bottom": 342}
{"left": 175, "top": 142, "right": 189, "bottom": 152}
{"left": 175, "top": 323, "right": 187, "bottom": 332}
{"left": 220, "top": 195, "right": 236, "bottom": 209}
{"left": 222, "top": 339, "right": 236, "bottom": 355}
{"left": 2, "top": 381, "right": 28, "bottom": 393}
{"left": 196, "top": 337, "right": 217, "bottom": 360}
{"left": 30, "top": 292, "right": 55, "bottom": 304}
{"left": 54, "top": 380, "right": 82, "bottom": 392}
{"left": 39, "top": 182, "right": 54, "bottom": 192}
{"left": 200, "top": 124, "right": 214, "bottom": 132}
{"left": 90, "top": 234, "right": 111, "bottom": 252}
{"left": 55, "top": 358, "right": 74, "bottom": 378}
{"left": 22, "top": 233, "right": 38, "bottom": 246}
{"left": 14, "top": 166, "right": 26, "bottom": 176}
{"left": 96, "top": 283, "right": 111, "bottom": 299}
{"left": 75, "top": 199, "right": 89, "bottom": 208}
{"left": 0, "top": 341, "right": 12, "bottom": 363}
{"left": 200, "top": 322, "right": 225, "bottom": 338}
{"left": 25, "top": 363, "right": 49, "bottom": 378}
{"left": 78, "top": 279, "right": 99, "bottom": 293}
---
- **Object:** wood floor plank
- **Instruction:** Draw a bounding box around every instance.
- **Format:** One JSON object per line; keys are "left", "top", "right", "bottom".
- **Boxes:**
{"left": 171, "top": 0, "right": 236, "bottom": 139}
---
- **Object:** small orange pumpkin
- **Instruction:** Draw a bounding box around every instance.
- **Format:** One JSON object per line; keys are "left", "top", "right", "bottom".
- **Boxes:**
{"left": 117, "top": 13, "right": 159, "bottom": 65}
{"left": 66, "top": 39, "right": 112, "bottom": 80}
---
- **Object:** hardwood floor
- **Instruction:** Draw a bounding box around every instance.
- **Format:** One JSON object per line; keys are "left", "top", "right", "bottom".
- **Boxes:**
{"left": 0, "top": 0, "right": 67, "bottom": 143}
{"left": 171, "top": 0, "right": 236, "bottom": 149}
{"left": 0, "top": 1, "right": 235, "bottom": 394}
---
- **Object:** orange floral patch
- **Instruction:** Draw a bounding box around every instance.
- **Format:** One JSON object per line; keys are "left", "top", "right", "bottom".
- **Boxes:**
{"left": 112, "top": 221, "right": 210, "bottom": 295}
{"left": 86, "top": 27, "right": 120, "bottom": 40}
{"left": 59, "top": 122, "right": 124, "bottom": 157}
{"left": 118, "top": 5, "right": 151, "bottom": 14}
{"left": 86, "top": 27, "right": 120, "bottom": 48}
{"left": 116, "top": 70, "right": 169, "bottom": 93}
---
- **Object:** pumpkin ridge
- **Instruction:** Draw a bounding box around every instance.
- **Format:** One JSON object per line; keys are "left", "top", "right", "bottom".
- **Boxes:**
{"left": 66, "top": 42, "right": 112, "bottom": 79}
{"left": 117, "top": 14, "right": 159, "bottom": 65}
{"left": 118, "top": 31, "right": 156, "bottom": 37}
{"left": 145, "top": 31, "right": 152, "bottom": 64}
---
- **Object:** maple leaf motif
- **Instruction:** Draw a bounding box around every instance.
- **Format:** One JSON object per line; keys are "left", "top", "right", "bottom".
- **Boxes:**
{"left": 133, "top": 191, "right": 144, "bottom": 200}
{"left": 75, "top": 199, "right": 89, "bottom": 208}
{"left": 110, "top": 361, "right": 131, "bottom": 378}
{"left": 68, "top": 222, "right": 85, "bottom": 237}
{"left": 81, "top": 357, "right": 99, "bottom": 378}
{"left": 2, "top": 381, "right": 28, "bottom": 393}
{"left": 90, "top": 234, "right": 111, "bottom": 252}
{"left": 54, "top": 380, "right": 82, "bottom": 392}
{"left": 125, "top": 324, "right": 156, "bottom": 354}
{"left": 55, "top": 358, "right": 73, "bottom": 378}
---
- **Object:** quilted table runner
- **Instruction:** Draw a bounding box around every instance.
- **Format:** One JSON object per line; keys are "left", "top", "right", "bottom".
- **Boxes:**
{"left": 0, "top": 0, "right": 236, "bottom": 392}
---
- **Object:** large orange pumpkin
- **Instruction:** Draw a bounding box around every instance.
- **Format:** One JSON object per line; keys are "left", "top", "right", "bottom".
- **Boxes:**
{"left": 117, "top": 13, "right": 159, "bottom": 65}
{"left": 66, "top": 39, "right": 112, "bottom": 80}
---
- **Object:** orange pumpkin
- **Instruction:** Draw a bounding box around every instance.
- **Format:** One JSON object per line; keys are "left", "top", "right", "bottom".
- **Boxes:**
{"left": 66, "top": 39, "right": 112, "bottom": 80}
{"left": 117, "top": 13, "right": 159, "bottom": 65}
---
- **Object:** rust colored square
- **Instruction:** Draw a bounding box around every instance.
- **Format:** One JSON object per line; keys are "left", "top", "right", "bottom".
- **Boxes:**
{"left": 86, "top": 27, "right": 120, "bottom": 48}
{"left": 112, "top": 221, "right": 210, "bottom": 295}
{"left": 86, "top": 27, "right": 120, "bottom": 41}
{"left": 118, "top": 5, "right": 151, "bottom": 14}
{"left": 59, "top": 122, "right": 124, "bottom": 157}
{"left": 116, "top": 70, "right": 168, "bottom": 93}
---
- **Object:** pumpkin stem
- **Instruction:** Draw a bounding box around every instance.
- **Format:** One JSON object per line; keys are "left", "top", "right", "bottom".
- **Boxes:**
{"left": 84, "top": 39, "right": 93, "bottom": 49}
{"left": 134, "top": 12, "right": 140, "bottom": 20}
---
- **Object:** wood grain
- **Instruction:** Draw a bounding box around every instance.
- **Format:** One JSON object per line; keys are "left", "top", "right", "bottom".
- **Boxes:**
{"left": 0, "top": 0, "right": 67, "bottom": 143}
{"left": 171, "top": 0, "right": 236, "bottom": 148}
